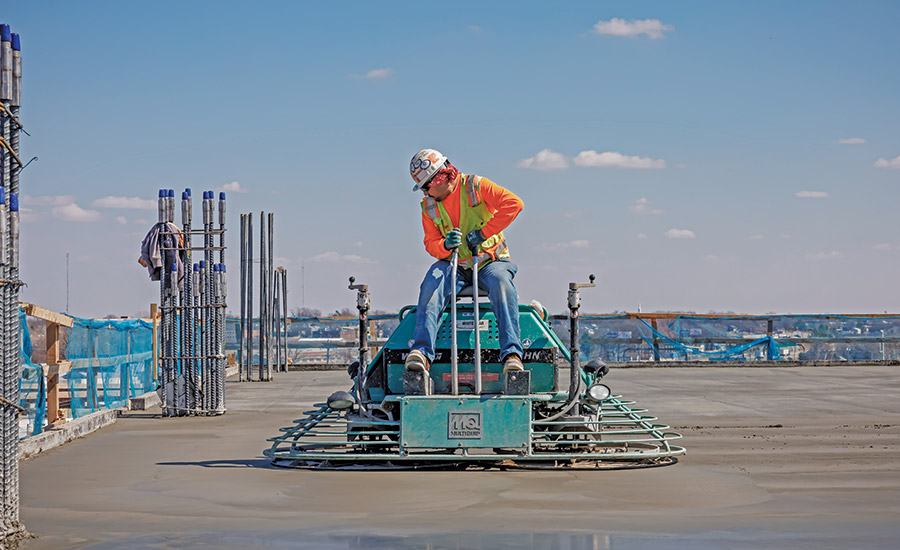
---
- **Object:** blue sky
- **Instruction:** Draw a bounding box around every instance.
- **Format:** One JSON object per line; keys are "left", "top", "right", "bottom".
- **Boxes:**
{"left": 4, "top": 1, "right": 900, "bottom": 317}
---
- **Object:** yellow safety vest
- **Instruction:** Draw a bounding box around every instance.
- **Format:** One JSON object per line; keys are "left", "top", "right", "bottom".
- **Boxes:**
{"left": 421, "top": 174, "right": 510, "bottom": 268}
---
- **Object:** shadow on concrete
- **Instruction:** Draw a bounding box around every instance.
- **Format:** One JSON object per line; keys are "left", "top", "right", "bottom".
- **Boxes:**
{"left": 157, "top": 458, "right": 274, "bottom": 468}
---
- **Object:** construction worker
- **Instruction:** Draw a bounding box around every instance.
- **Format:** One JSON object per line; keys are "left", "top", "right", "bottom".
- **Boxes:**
{"left": 405, "top": 148, "right": 525, "bottom": 376}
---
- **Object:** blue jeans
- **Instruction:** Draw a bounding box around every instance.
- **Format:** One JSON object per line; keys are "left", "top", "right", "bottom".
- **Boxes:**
{"left": 411, "top": 258, "right": 523, "bottom": 363}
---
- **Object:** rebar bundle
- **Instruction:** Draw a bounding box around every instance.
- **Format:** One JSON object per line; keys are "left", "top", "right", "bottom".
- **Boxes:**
{"left": 239, "top": 212, "right": 286, "bottom": 381}
{"left": 0, "top": 23, "right": 24, "bottom": 539}
{"left": 156, "top": 189, "right": 227, "bottom": 416}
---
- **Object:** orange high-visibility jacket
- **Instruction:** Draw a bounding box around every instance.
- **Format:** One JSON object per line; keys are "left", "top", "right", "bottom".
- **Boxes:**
{"left": 420, "top": 173, "right": 523, "bottom": 266}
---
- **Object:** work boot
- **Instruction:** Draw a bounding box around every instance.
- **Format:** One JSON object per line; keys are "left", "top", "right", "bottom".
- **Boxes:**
{"left": 405, "top": 349, "right": 429, "bottom": 372}
{"left": 503, "top": 353, "right": 524, "bottom": 375}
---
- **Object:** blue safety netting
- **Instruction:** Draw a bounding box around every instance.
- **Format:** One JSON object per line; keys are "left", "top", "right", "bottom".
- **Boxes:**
{"left": 19, "top": 308, "right": 46, "bottom": 437}
{"left": 65, "top": 317, "right": 154, "bottom": 418}
{"left": 549, "top": 314, "right": 900, "bottom": 362}
{"left": 227, "top": 312, "right": 900, "bottom": 367}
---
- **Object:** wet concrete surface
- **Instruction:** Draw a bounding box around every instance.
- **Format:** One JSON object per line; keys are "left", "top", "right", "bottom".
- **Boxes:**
{"left": 18, "top": 366, "right": 900, "bottom": 549}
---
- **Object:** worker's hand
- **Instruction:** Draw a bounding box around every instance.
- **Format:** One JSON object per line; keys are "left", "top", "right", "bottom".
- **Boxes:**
{"left": 443, "top": 228, "right": 462, "bottom": 251}
{"left": 466, "top": 229, "right": 486, "bottom": 252}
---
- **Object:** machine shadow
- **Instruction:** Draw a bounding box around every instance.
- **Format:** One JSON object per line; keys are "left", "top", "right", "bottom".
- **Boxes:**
{"left": 157, "top": 457, "right": 275, "bottom": 469}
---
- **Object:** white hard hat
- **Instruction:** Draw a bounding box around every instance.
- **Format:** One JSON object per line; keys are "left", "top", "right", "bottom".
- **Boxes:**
{"left": 409, "top": 149, "right": 448, "bottom": 191}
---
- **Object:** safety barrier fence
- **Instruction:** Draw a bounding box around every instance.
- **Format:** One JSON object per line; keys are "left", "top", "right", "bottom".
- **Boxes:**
{"left": 561, "top": 313, "right": 900, "bottom": 362}
{"left": 19, "top": 310, "right": 899, "bottom": 434}
{"left": 224, "top": 312, "right": 900, "bottom": 367}
{"left": 19, "top": 306, "right": 153, "bottom": 438}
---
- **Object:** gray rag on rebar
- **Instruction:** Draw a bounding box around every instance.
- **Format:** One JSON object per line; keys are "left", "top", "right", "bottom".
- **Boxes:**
{"left": 140, "top": 222, "right": 186, "bottom": 288}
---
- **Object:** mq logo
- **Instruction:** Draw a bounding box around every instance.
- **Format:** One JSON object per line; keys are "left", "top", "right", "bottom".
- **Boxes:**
{"left": 448, "top": 411, "right": 482, "bottom": 439}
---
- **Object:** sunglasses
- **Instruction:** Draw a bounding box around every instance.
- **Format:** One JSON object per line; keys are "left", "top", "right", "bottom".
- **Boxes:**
{"left": 421, "top": 172, "right": 450, "bottom": 192}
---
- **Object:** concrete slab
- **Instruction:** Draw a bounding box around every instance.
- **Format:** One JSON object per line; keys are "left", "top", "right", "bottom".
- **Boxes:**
{"left": 18, "top": 366, "right": 900, "bottom": 549}
{"left": 19, "top": 409, "right": 119, "bottom": 461}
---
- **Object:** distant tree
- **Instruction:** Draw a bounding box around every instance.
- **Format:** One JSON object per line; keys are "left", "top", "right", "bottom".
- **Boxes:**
{"left": 291, "top": 307, "right": 321, "bottom": 318}
{"left": 332, "top": 307, "right": 356, "bottom": 317}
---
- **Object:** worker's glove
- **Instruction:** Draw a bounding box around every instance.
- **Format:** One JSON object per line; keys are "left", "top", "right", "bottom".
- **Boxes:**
{"left": 466, "top": 229, "right": 486, "bottom": 252}
{"left": 443, "top": 228, "right": 462, "bottom": 251}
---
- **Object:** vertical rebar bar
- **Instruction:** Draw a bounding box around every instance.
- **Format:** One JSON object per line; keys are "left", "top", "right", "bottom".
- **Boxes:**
{"left": 272, "top": 271, "right": 280, "bottom": 373}
{"left": 281, "top": 267, "right": 288, "bottom": 372}
{"left": 203, "top": 191, "right": 213, "bottom": 409}
{"left": 247, "top": 212, "right": 253, "bottom": 380}
{"left": 181, "top": 190, "right": 194, "bottom": 411}
{"left": 0, "top": 23, "right": 13, "bottom": 534}
{"left": 267, "top": 212, "right": 274, "bottom": 377}
{"left": 156, "top": 190, "right": 168, "bottom": 415}
{"left": 239, "top": 214, "right": 246, "bottom": 381}
{"left": 192, "top": 262, "right": 200, "bottom": 408}
{"left": 259, "top": 212, "right": 266, "bottom": 381}
{"left": 217, "top": 194, "right": 226, "bottom": 410}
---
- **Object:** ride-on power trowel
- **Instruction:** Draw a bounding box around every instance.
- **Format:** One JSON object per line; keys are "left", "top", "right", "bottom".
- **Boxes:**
{"left": 265, "top": 269, "right": 684, "bottom": 470}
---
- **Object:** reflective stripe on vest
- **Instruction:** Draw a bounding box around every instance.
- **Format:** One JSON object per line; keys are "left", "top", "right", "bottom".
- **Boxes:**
{"left": 465, "top": 174, "right": 481, "bottom": 208}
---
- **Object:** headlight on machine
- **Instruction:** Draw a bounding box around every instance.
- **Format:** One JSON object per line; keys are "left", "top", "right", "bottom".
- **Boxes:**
{"left": 585, "top": 383, "right": 611, "bottom": 404}
{"left": 327, "top": 390, "right": 356, "bottom": 410}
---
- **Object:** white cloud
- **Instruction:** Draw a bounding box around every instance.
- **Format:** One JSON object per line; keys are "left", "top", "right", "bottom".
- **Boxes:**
{"left": 805, "top": 251, "right": 842, "bottom": 261}
{"left": 873, "top": 243, "right": 892, "bottom": 251}
{"left": 135, "top": 218, "right": 149, "bottom": 225}
{"left": 517, "top": 149, "right": 569, "bottom": 170}
{"left": 537, "top": 240, "right": 591, "bottom": 252}
{"left": 309, "top": 251, "right": 376, "bottom": 264}
{"left": 116, "top": 216, "right": 128, "bottom": 225}
{"left": 92, "top": 196, "right": 156, "bottom": 209}
{"left": 592, "top": 18, "right": 673, "bottom": 39}
{"left": 349, "top": 68, "right": 394, "bottom": 80}
{"left": 837, "top": 137, "right": 865, "bottom": 145}
{"left": 629, "top": 197, "right": 664, "bottom": 215}
{"left": 749, "top": 234, "right": 765, "bottom": 240}
{"left": 574, "top": 150, "right": 665, "bottom": 169}
{"left": 874, "top": 155, "right": 900, "bottom": 169}
{"left": 665, "top": 228, "right": 695, "bottom": 239}
{"left": 353, "top": 241, "right": 363, "bottom": 248}
{"left": 637, "top": 233, "right": 647, "bottom": 240}
{"left": 22, "top": 194, "right": 74, "bottom": 207}
{"left": 218, "top": 181, "right": 248, "bottom": 194}
{"left": 703, "top": 254, "right": 737, "bottom": 264}
{"left": 795, "top": 191, "right": 829, "bottom": 198}
{"left": 52, "top": 203, "right": 101, "bottom": 222}
{"left": 468, "top": 25, "right": 483, "bottom": 33}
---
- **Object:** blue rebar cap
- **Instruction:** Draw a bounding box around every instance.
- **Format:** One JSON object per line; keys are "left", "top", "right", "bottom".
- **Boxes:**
{"left": 220, "top": 264, "right": 226, "bottom": 272}
{"left": 193, "top": 263, "right": 200, "bottom": 272}
{"left": 1, "top": 25, "right": 10, "bottom": 43}
{"left": 171, "top": 262, "right": 178, "bottom": 272}
{"left": 0, "top": 187, "right": 5, "bottom": 205}
{"left": 159, "top": 189, "right": 166, "bottom": 198}
{"left": 185, "top": 188, "right": 191, "bottom": 196}
{"left": 213, "top": 264, "right": 220, "bottom": 272}
{"left": 199, "top": 260, "right": 205, "bottom": 268}
{"left": 219, "top": 192, "right": 226, "bottom": 200}
{"left": 168, "top": 189, "right": 175, "bottom": 197}
{"left": 12, "top": 33, "right": 20, "bottom": 51}
{"left": 182, "top": 191, "right": 188, "bottom": 200}
{"left": 9, "top": 193, "right": 17, "bottom": 212}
